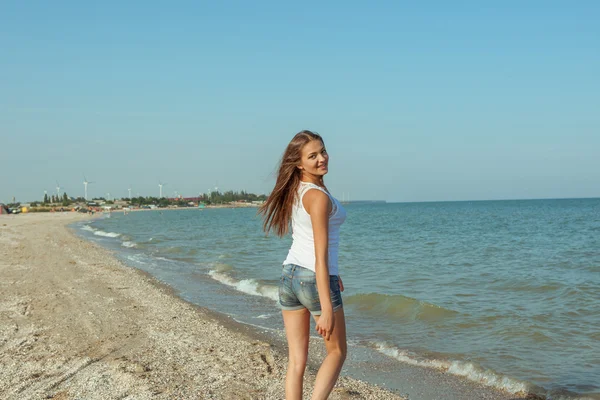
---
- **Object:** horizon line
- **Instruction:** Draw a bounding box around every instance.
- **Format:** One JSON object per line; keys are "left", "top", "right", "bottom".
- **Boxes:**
{"left": 387, "top": 196, "right": 600, "bottom": 204}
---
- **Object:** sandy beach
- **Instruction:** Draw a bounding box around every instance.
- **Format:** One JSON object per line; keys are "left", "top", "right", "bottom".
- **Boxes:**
{"left": 0, "top": 213, "right": 406, "bottom": 400}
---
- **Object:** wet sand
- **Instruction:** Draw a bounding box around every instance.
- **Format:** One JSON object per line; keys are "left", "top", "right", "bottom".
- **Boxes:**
{"left": 0, "top": 213, "right": 532, "bottom": 399}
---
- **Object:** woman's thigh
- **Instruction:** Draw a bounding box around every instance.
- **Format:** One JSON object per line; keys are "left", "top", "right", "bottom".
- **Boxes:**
{"left": 282, "top": 308, "right": 311, "bottom": 360}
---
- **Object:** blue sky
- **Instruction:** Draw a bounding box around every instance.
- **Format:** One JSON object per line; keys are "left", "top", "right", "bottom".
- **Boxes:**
{"left": 1, "top": 1, "right": 598, "bottom": 203}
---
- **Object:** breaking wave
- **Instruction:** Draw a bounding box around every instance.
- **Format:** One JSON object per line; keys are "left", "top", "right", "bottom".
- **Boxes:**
{"left": 208, "top": 270, "right": 278, "bottom": 302}
{"left": 344, "top": 292, "right": 458, "bottom": 321}
{"left": 374, "top": 342, "right": 530, "bottom": 395}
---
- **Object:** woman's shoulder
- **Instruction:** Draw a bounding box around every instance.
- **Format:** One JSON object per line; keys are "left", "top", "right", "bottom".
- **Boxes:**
{"left": 299, "top": 183, "right": 330, "bottom": 201}
{"left": 302, "top": 186, "right": 329, "bottom": 199}
{"left": 301, "top": 185, "right": 332, "bottom": 215}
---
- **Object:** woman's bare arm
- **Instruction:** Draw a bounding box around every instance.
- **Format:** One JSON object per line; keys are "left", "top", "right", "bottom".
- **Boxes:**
{"left": 303, "top": 188, "right": 334, "bottom": 339}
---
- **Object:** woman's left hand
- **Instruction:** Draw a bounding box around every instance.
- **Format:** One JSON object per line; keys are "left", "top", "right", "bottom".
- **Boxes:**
{"left": 339, "top": 275, "right": 344, "bottom": 292}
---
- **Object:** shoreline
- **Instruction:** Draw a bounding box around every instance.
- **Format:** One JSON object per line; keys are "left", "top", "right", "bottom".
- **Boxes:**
{"left": 0, "top": 213, "right": 404, "bottom": 399}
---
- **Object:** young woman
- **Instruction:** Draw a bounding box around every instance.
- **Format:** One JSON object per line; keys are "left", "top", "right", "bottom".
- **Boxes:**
{"left": 259, "top": 130, "right": 347, "bottom": 400}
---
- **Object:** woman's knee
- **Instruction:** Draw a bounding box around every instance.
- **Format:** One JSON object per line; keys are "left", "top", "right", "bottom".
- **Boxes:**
{"left": 327, "top": 344, "right": 347, "bottom": 362}
{"left": 288, "top": 354, "right": 308, "bottom": 374}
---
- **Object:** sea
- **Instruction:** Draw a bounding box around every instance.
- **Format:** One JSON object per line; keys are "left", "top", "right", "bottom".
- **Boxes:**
{"left": 72, "top": 198, "right": 600, "bottom": 400}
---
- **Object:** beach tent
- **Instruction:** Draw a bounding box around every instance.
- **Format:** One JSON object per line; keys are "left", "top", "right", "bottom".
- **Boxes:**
{"left": 0, "top": 204, "right": 9, "bottom": 215}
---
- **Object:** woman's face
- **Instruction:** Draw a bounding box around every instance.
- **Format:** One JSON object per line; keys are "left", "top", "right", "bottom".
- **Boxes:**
{"left": 298, "top": 140, "right": 328, "bottom": 178}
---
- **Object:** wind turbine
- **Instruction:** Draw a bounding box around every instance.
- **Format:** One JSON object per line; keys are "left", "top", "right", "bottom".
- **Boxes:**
{"left": 55, "top": 181, "right": 61, "bottom": 198}
{"left": 158, "top": 181, "right": 167, "bottom": 198}
{"left": 128, "top": 186, "right": 132, "bottom": 200}
{"left": 83, "top": 175, "right": 95, "bottom": 201}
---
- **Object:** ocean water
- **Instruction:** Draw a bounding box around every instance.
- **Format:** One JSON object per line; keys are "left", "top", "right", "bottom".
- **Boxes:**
{"left": 74, "top": 198, "right": 600, "bottom": 399}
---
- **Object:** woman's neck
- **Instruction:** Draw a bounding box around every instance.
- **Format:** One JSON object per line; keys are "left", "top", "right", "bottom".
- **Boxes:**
{"left": 300, "top": 175, "right": 323, "bottom": 185}
{"left": 300, "top": 174, "right": 325, "bottom": 188}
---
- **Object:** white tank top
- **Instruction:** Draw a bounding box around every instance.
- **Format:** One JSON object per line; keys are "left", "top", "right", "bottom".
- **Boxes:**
{"left": 282, "top": 181, "right": 346, "bottom": 275}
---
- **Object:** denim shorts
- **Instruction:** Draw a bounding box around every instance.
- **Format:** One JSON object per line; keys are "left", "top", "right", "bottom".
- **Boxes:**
{"left": 279, "top": 264, "right": 343, "bottom": 316}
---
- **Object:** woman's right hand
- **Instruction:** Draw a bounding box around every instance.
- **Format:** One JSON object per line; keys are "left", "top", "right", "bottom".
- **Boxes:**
{"left": 316, "top": 309, "right": 335, "bottom": 340}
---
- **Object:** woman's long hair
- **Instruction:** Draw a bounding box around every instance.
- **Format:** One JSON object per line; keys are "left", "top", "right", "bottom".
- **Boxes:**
{"left": 259, "top": 130, "right": 324, "bottom": 237}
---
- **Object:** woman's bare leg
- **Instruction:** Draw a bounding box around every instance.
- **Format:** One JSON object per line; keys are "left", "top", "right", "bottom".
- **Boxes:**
{"left": 282, "top": 308, "right": 311, "bottom": 400}
{"left": 311, "top": 308, "right": 347, "bottom": 400}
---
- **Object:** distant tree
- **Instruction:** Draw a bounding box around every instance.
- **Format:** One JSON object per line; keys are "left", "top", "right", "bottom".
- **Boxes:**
{"left": 59, "top": 193, "right": 71, "bottom": 206}
{"left": 78, "top": 191, "right": 265, "bottom": 207}
{"left": 158, "top": 198, "right": 169, "bottom": 207}
{"left": 43, "top": 193, "right": 49, "bottom": 204}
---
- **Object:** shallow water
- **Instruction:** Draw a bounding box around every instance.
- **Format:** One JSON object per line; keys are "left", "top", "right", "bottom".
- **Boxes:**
{"left": 76, "top": 198, "right": 600, "bottom": 399}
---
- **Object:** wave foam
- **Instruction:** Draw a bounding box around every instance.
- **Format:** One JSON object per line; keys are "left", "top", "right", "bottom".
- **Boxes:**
{"left": 93, "top": 230, "right": 121, "bottom": 238}
{"left": 255, "top": 314, "right": 274, "bottom": 319}
{"left": 125, "top": 254, "right": 147, "bottom": 265}
{"left": 81, "top": 225, "right": 96, "bottom": 232}
{"left": 121, "top": 241, "right": 137, "bottom": 248}
{"left": 208, "top": 270, "right": 278, "bottom": 302}
{"left": 154, "top": 256, "right": 175, "bottom": 263}
{"left": 374, "top": 342, "right": 529, "bottom": 395}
